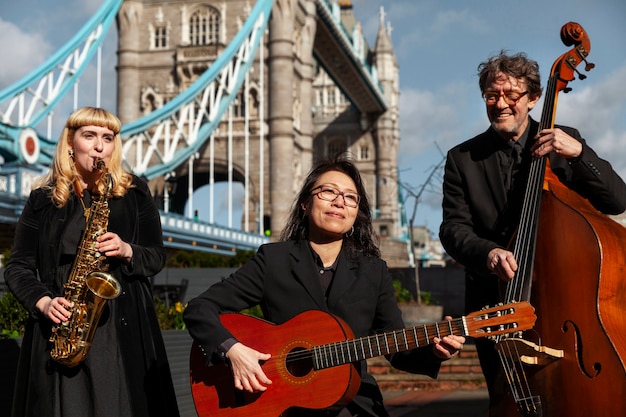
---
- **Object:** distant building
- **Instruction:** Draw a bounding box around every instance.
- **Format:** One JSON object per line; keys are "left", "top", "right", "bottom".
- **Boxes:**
{"left": 116, "top": 0, "right": 408, "bottom": 265}
{"left": 411, "top": 225, "right": 446, "bottom": 268}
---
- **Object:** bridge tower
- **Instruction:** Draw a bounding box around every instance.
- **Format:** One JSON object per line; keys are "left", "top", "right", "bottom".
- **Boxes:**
{"left": 116, "top": 0, "right": 404, "bottom": 262}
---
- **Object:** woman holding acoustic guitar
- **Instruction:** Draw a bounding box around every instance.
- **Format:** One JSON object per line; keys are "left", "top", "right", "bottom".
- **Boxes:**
{"left": 184, "top": 156, "right": 466, "bottom": 417}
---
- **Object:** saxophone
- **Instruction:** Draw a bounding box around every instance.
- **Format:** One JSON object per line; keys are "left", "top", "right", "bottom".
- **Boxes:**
{"left": 49, "top": 158, "right": 122, "bottom": 367}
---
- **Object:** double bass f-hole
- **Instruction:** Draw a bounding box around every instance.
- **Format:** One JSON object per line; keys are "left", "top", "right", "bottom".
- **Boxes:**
{"left": 494, "top": 22, "right": 594, "bottom": 417}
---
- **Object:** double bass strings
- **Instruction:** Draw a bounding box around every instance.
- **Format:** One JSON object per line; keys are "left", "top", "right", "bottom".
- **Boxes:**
{"left": 496, "top": 74, "right": 560, "bottom": 416}
{"left": 503, "top": 74, "right": 559, "bottom": 306}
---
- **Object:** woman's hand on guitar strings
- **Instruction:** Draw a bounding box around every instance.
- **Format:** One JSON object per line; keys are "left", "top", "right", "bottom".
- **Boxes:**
{"left": 432, "top": 318, "right": 466, "bottom": 360}
{"left": 226, "top": 342, "right": 272, "bottom": 393}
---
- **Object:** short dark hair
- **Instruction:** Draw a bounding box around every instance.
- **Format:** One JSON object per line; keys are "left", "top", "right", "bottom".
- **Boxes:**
{"left": 477, "top": 50, "right": 543, "bottom": 99}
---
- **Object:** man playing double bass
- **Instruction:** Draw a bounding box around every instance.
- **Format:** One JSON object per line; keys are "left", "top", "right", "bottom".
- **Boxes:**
{"left": 439, "top": 50, "right": 626, "bottom": 411}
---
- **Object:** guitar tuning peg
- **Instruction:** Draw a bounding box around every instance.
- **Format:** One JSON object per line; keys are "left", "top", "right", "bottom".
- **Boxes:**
{"left": 583, "top": 59, "right": 595, "bottom": 72}
{"left": 563, "top": 87, "right": 573, "bottom": 94}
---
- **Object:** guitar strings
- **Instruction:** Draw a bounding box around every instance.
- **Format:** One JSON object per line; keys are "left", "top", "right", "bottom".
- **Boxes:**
{"left": 246, "top": 309, "right": 518, "bottom": 371}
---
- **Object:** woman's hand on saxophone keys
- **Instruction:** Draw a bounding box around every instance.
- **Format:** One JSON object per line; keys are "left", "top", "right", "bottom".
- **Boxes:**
{"left": 36, "top": 296, "right": 73, "bottom": 324}
{"left": 97, "top": 232, "right": 133, "bottom": 264}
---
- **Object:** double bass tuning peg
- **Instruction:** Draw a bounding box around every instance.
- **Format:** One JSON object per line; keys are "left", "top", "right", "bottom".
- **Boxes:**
{"left": 574, "top": 58, "right": 595, "bottom": 81}
{"left": 584, "top": 60, "right": 595, "bottom": 72}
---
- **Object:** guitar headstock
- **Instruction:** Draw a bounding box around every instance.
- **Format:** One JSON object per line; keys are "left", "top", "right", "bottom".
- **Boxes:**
{"left": 465, "top": 301, "right": 536, "bottom": 339}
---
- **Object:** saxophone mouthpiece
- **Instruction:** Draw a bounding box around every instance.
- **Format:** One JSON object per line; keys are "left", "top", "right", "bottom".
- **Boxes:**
{"left": 93, "top": 158, "right": 106, "bottom": 171}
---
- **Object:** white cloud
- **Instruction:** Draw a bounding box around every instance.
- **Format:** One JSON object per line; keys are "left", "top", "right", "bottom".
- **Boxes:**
{"left": 398, "top": 88, "right": 454, "bottom": 157}
{"left": 0, "top": 2, "right": 119, "bottom": 133}
{"left": 0, "top": 18, "right": 53, "bottom": 89}
{"left": 555, "top": 63, "right": 626, "bottom": 178}
{"left": 397, "top": 81, "right": 486, "bottom": 162}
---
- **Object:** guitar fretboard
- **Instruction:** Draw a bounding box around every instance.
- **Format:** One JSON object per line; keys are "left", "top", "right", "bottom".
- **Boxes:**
{"left": 311, "top": 317, "right": 467, "bottom": 370}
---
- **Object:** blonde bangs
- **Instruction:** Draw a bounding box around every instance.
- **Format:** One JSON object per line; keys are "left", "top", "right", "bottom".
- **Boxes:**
{"left": 65, "top": 107, "right": 121, "bottom": 134}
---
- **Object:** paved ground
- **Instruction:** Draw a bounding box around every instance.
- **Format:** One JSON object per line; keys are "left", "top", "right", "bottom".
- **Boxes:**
{"left": 384, "top": 389, "right": 489, "bottom": 417}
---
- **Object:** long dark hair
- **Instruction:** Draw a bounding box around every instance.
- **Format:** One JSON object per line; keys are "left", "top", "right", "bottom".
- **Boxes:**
{"left": 279, "top": 156, "right": 380, "bottom": 258}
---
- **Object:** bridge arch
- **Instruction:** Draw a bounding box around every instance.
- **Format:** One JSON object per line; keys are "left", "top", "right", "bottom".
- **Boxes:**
{"left": 165, "top": 156, "right": 262, "bottom": 231}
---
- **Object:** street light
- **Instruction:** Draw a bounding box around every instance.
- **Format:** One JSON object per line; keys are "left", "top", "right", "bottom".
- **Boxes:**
{"left": 164, "top": 174, "right": 177, "bottom": 213}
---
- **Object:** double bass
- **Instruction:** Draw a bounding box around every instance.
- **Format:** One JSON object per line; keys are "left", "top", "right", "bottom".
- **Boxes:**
{"left": 493, "top": 22, "right": 626, "bottom": 416}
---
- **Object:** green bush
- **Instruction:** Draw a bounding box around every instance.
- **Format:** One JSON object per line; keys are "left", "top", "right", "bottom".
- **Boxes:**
{"left": 392, "top": 279, "right": 413, "bottom": 303}
{"left": 419, "top": 290, "right": 439, "bottom": 306}
{"left": 0, "top": 291, "right": 29, "bottom": 338}
{"left": 241, "top": 304, "right": 263, "bottom": 318}
{"left": 392, "top": 280, "right": 439, "bottom": 305}
{"left": 166, "top": 249, "right": 255, "bottom": 268}
{"left": 154, "top": 296, "right": 263, "bottom": 330}
{"left": 154, "top": 297, "right": 187, "bottom": 330}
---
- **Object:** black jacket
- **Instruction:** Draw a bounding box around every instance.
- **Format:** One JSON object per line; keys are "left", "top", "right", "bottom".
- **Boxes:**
{"left": 439, "top": 118, "right": 626, "bottom": 310}
{"left": 5, "top": 176, "right": 179, "bottom": 417}
{"left": 184, "top": 239, "right": 444, "bottom": 416}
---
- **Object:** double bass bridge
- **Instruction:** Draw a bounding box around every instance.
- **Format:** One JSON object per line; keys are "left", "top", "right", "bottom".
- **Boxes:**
{"left": 495, "top": 338, "right": 564, "bottom": 366}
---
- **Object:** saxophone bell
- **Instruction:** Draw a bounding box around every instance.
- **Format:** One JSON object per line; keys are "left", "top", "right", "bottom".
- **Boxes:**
{"left": 86, "top": 271, "right": 121, "bottom": 300}
{"left": 51, "top": 272, "right": 121, "bottom": 368}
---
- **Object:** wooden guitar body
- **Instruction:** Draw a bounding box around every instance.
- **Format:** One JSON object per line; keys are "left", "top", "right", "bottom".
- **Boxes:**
{"left": 190, "top": 311, "right": 359, "bottom": 417}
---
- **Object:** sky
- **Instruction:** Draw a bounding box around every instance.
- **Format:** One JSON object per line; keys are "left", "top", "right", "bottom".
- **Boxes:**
{"left": 351, "top": 0, "right": 626, "bottom": 235}
{"left": 1, "top": 0, "right": 625, "bottom": 236}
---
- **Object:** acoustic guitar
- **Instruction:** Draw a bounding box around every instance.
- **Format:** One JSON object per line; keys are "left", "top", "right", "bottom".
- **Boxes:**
{"left": 190, "top": 301, "right": 536, "bottom": 417}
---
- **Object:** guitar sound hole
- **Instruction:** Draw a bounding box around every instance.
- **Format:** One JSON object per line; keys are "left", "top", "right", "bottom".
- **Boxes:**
{"left": 285, "top": 347, "right": 314, "bottom": 377}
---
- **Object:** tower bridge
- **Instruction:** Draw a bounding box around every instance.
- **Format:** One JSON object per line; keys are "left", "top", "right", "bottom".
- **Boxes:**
{"left": 0, "top": 0, "right": 408, "bottom": 266}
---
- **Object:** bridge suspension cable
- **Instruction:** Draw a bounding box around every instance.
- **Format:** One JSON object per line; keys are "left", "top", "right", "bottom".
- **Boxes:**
{"left": 0, "top": 0, "right": 123, "bottom": 165}
{"left": 121, "top": 0, "right": 274, "bottom": 180}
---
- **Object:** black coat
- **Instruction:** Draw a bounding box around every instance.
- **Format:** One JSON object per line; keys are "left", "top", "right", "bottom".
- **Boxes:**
{"left": 5, "top": 176, "right": 180, "bottom": 417}
{"left": 184, "top": 239, "right": 444, "bottom": 417}
{"left": 439, "top": 118, "right": 626, "bottom": 311}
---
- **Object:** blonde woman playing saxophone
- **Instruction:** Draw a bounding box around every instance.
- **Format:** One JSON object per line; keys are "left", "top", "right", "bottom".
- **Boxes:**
{"left": 5, "top": 107, "right": 180, "bottom": 417}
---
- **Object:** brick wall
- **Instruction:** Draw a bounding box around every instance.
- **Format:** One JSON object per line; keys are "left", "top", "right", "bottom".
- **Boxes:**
{"left": 367, "top": 343, "right": 486, "bottom": 391}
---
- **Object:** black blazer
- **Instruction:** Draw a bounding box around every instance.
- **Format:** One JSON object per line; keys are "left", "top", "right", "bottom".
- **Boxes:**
{"left": 184, "top": 239, "right": 443, "bottom": 415}
{"left": 439, "top": 118, "right": 626, "bottom": 310}
{"left": 5, "top": 176, "right": 178, "bottom": 417}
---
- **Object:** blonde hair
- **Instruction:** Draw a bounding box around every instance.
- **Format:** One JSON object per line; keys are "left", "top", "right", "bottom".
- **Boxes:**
{"left": 35, "top": 107, "right": 134, "bottom": 207}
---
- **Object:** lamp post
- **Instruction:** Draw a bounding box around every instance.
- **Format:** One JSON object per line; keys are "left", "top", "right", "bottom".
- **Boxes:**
{"left": 164, "top": 174, "right": 177, "bottom": 213}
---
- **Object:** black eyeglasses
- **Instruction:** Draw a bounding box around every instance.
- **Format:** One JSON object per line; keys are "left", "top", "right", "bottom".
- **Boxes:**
{"left": 482, "top": 90, "right": 529, "bottom": 106}
{"left": 311, "top": 185, "right": 360, "bottom": 208}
